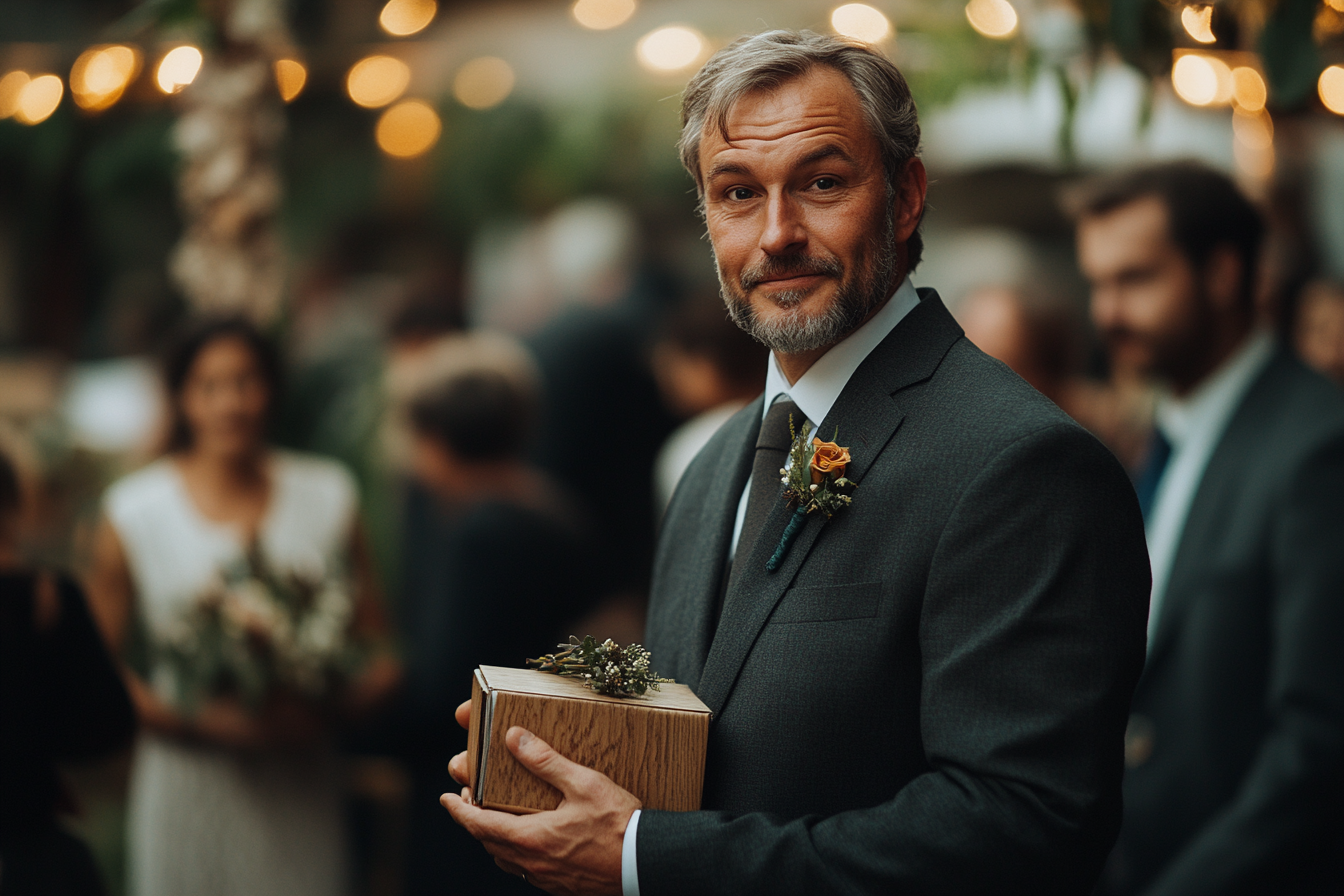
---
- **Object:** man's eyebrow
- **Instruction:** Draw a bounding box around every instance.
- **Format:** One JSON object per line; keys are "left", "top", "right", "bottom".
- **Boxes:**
{"left": 705, "top": 144, "right": 858, "bottom": 182}
{"left": 705, "top": 160, "right": 752, "bottom": 181}
{"left": 796, "top": 144, "right": 857, "bottom": 168}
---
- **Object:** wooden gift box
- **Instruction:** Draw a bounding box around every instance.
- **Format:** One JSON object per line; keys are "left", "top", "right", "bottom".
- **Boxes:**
{"left": 466, "top": 665, "right": 711, "bottom": 814}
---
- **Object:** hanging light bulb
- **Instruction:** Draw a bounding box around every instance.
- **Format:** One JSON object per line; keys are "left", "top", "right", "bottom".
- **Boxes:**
{"left": 831, "top": 4, "right": 892, "bottom": 43}
{"left": 71, "top": 45, "right": 141, "bottom": 111}
{"left": 965, "top": 0, "right": 1018, "bottom": 39}
{"left": 376, "top": 99, "right": 442, "bottom": 158}
{"left": 156, "top": 46, "right": 203, "bottom": 94}
{"left": 1181, "top": 6, "right": 1216, "bottom": 44}
{"left": 274, "top": 59, "right": 307, "bottom": 102}
{"left": 636, "top": 25, "right": 705, "bottom": 72}
{"left": 347, "top": 55, "right": 411, "bottom": 108}
{"left": 379, "top": 0, "right": 438, "bottom": 37}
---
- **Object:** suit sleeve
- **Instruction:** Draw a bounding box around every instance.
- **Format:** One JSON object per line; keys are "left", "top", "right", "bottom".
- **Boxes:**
{"left": 1141, "top": 433, "right": 1344, "bottom": 896}
{"left": 636, "top": 424, "right": 1152, "bottom": 895}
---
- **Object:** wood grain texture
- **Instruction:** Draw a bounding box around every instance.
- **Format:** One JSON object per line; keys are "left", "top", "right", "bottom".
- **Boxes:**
{"left": 466, "top": 669, "right": 486, "bottom": 796}
{"left": 469, "top": 667, "right": 710, "bottom": 814}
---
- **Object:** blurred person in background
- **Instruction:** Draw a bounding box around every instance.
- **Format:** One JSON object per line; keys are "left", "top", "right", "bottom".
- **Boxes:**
{"left": 1293, "top": 279, "right": 1344, "bottom": 386}
{"left": 400, "top": 362, "right": 596, "bottom": 896}
{"left": 521, "top": 202, "right": 680, "bottom": 606}
{"left": 84, "top": 316, "right": 401, "bottom": 896}
{"left": 1, "top": 448, "right": 136, "bottom": 896}
{"left": 651, "top": 298, "right": 768, "bottom": 510}
{"left": 1073, "top": 162, "right": 1344, "bottom": 896}
{"left": 957, "top": 282, "right": 1153, "bottom": 470}
{"left": 955, "top": 283, "right": 1085, "bottom": 406}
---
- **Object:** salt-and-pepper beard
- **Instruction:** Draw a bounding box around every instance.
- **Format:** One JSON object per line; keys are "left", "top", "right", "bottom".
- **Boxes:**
{"left": 716, "top": 202, "right": 898, "bottom": 354}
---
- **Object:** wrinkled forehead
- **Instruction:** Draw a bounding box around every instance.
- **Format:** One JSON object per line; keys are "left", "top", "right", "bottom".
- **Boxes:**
{"left": 698, "top": 67, "right": 877, "bottom": 168}
{"left": 706, "top": 66, "right": 865, "bottom": 137}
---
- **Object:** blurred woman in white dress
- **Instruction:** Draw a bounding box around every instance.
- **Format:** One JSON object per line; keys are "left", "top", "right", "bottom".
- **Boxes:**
{"left": 86, "top": 318, "right": 400, "bottom": 896}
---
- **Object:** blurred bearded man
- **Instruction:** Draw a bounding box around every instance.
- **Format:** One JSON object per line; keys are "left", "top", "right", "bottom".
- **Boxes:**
{"left": 440, "top": 30, "right": 1151, "bottom": 895}
{"left": 1074, "top": 162, "right": 1344, "bottom": 896}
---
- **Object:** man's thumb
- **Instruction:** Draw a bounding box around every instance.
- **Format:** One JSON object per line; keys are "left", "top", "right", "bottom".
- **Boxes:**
{"left": 507, "top": 726, "right": 581, "bottom": 792}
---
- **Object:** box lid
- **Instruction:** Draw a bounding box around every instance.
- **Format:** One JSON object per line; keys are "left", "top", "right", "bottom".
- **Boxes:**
{"left": 478, "top": 665, "right": 711, "bottom": 714}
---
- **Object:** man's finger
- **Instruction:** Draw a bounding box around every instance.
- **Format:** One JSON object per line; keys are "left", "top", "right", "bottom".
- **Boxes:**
{"left": 494, "top": 857, "right": 527, "bottom": 878}
{"left": 441, "top": 789, "right": 528, "bottom": 845}
{"left": 505, "top": 726, "right": 589, "bottom": 795}
{"left": 455, "top": 699, "right": 472, "bottom": 730}
{"left": 448, "top": 750, "right": 469, "bottom": 786}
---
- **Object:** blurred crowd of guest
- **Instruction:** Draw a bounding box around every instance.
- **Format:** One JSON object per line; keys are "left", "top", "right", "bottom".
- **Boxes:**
{"left": 1, "top": 159, "right": 1342, "bottom": 896}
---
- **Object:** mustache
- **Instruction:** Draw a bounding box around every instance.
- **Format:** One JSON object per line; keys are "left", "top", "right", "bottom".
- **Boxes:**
{"left": 739, "top": 254, "right": 844, "bottom": 292}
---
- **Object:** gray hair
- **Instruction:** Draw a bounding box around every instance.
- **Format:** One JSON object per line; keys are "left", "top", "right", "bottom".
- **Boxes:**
{"left": 678, "top": 29, "right": 923, "bottom": 268}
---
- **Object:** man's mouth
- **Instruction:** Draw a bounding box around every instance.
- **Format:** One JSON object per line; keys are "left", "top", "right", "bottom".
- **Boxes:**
{"left": 741, "top": 257, "right": 843, "bottom": 292}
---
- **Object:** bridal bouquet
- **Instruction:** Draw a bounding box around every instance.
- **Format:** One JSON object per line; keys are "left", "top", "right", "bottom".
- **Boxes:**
{"left": 159, "top": 544, "right": 358, "bottom": 713}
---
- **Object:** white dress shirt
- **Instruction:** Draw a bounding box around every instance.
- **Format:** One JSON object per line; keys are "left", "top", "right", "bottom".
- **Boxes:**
{"left": 1143, "top": 331, "right": 1275, "bottom": 643}
{"left": 621, "top": 276, "right": 921, "bottom": 896}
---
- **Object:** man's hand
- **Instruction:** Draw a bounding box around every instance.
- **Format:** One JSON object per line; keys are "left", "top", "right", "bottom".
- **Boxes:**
{"left": 442, "top": 700, "right": 639, "bottom": 896}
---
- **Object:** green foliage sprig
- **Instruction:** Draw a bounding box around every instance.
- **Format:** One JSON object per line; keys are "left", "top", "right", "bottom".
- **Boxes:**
{"left": 781, "top": 417, "right": 855, "bottom": 519}
{"left": 528, "top": 635, "right": 672, "bottom": 698}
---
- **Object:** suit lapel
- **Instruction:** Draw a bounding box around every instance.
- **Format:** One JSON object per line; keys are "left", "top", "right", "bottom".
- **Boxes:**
{"left": 695, "top": 290, "right": 964, "bottom": 717}
{"left": 1145, "top": 352, "right": 1284, "bottom": 665}
{"left": 674, "top": 397, "right": 760, "bottom": 692}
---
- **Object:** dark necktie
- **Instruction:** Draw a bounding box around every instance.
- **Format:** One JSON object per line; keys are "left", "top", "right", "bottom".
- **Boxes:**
{"left": 1134, "top": 426, "right": 1173, "bottom": 521}
{"left": 718, "top": 398, "right": 803, "bottom": 621}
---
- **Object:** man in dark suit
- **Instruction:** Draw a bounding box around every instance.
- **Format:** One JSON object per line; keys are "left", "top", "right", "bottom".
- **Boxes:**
{"left": 441, "top": 30, "right": 1150, "bottom": 895}
{"left": 1074, "top": 162, "right": 1344, "bottom": 896}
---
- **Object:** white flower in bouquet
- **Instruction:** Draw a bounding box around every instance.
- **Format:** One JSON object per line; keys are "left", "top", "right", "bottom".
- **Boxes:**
{"left": 160, "top": 544, "right": 360, "bottom": 713}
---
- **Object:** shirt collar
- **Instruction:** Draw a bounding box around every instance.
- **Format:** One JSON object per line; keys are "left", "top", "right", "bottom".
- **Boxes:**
{"left": 1154, "top": 330, "right": 1275, "bottom": 448}
{"left": 762, "top": 276, "right": 921, "bottom": 425}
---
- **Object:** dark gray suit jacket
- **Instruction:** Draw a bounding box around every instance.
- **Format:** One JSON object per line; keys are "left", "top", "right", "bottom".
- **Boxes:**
{"left": 638, "top": 291, "right": 1151, "bottom": 894}
{"left": 1112, "top": 351, "right": 1344, "bottom": 896}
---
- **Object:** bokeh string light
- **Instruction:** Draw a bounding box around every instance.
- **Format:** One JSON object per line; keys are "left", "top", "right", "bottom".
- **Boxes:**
{"left": 1171, "top": 52, "right": 1233, "bottom": 106}
{"left": 15, "top": 74, "right": 64, "bottom": 124}
{"left": 1321, "top": 66, "right": 1344, "bottom": 116}
{"left": 1231, "top": 66, "right": 1267, "bottom": 112}
{"left": 965, "top": 0, "right": 1018, "bottom": 39}
{"left": 274, "top": 59, "right": 307, "bottom": 103}
{"left": 572, "top": 0, "right": 637, "bottom": 31}
{"left": 453, "top": 57, "right": 515, "bottom": 110}
{"left": 0, "top": 71, "right": 31, "bottom": 119}
{"left": 70, "top": 45, "right": 140, "bottom": 112}
{"left": 636, "top": 25, "right": 705, "bottom": 72}
{"left": 1181, "top": 6, "right": 1216, "bottom": 44}
{"left": 376, "top": 99, "right": 442, "bottom": 157}
{"left": 831, "top": 4, "right": 892, "bottom": 44}
{"left": 379, "top": 0, "right": 438, "bottom": 37}
{"left": 156, "top": 46, "right": 202, "bottom": 94}
{"left": 347, "top": 55, "right": 411, "bottom": 108}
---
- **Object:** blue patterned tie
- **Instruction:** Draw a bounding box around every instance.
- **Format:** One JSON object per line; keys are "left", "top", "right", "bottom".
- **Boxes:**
{"left": 1134, "top": 427, "right": 1173, "bottom": 521}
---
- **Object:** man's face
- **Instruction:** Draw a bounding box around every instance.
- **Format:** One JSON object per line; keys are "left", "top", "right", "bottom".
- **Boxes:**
{"left": 1077, "top": 197, "right": 1216, "bottom": 385}
{"left": 699, "top": 66, "right": 923, "bottom": 354}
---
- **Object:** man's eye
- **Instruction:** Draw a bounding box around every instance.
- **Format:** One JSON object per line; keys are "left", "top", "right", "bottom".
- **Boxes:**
{"left": 814, "top": 177, "right": 837, "bottom": 190}
{"left": 729, "top": 188, "right": 754, "bottom": 201}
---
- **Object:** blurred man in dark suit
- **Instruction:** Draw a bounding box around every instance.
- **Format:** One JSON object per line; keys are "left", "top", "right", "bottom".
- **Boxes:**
{"left": 1074, "top": 162, "right": 1344, "bottom": 896}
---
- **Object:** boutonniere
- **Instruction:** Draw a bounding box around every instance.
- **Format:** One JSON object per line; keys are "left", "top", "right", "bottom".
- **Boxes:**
{"left": 767, "top": 417, "right": 856, "bottom": 572}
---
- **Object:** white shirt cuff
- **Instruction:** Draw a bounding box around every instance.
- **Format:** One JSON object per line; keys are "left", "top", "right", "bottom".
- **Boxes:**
{"left": 621, "top": 808, "right": 641, "bottom": 896}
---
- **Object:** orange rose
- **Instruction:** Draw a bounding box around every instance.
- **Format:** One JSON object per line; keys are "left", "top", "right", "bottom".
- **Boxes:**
{"left": 810, "top": 438, "right": 851, "bottom": 484}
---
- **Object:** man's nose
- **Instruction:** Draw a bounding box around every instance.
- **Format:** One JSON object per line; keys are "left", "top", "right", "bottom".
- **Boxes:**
{"left": 759, "top": 192, "right": 807, "bottom": 256}
{"left": 1091, "top": 287, "right": 1119, "bottom": 330}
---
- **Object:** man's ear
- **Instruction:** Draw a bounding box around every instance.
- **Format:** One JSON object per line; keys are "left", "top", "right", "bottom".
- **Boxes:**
{"left": 1204, "top": 245, "right": 1245, "bottom": 315}
{"left": 893, "top": 157, "right": 927, "bottom": 244}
